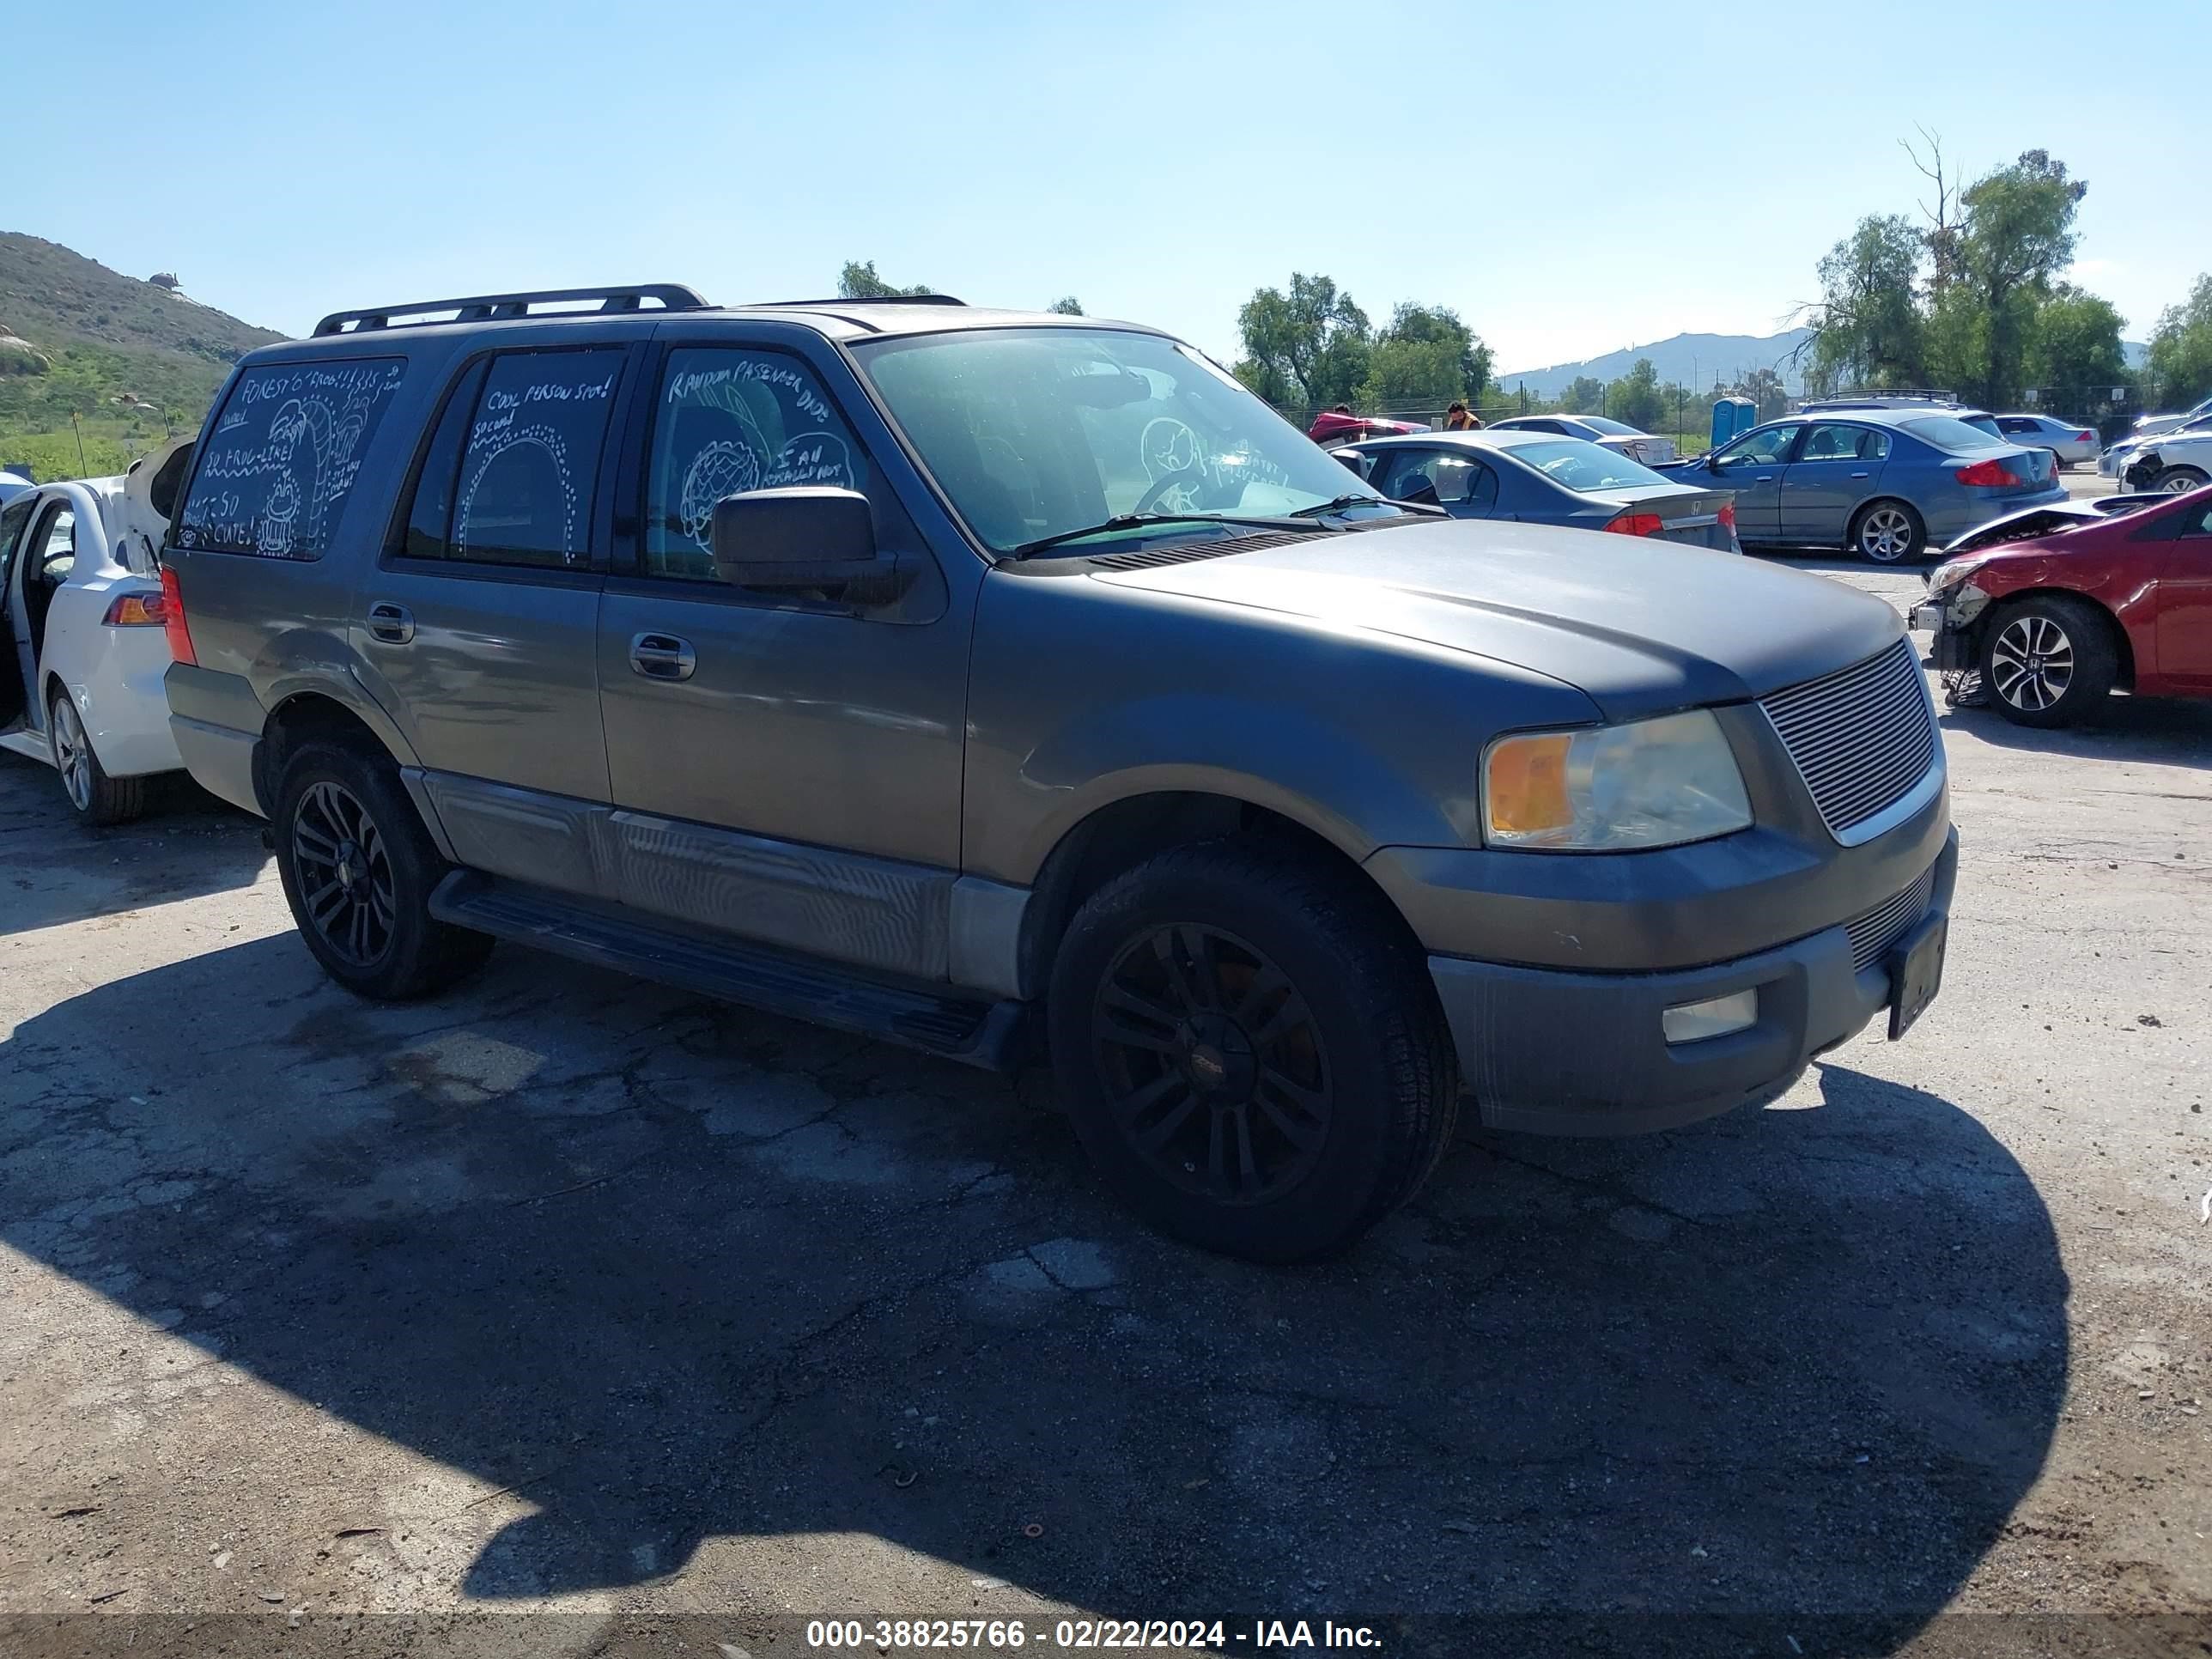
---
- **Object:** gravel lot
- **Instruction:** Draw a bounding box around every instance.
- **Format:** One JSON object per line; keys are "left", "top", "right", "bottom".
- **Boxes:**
{"left": 2, "top": 556, "right": 2207, "bottom": 1656}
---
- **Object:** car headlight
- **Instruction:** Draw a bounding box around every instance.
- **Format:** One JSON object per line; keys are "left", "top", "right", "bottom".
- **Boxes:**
{"left": 1927, "top": 555, "right": 1990, "bottom": 595}
{"left": 1483, "top": 709, "right": 1753, "bottom": 852}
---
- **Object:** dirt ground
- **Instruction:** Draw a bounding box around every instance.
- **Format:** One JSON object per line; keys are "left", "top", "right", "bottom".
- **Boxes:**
{"left": 1, "top": 562, "right": 2207, "bottom": 1658}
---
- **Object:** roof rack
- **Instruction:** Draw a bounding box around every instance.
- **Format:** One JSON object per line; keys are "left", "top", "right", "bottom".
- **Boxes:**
{"left": 312, "top": 283, "right": 711, "bottom": 337}
{"left": 746, "top": 294, "right": 967, "bottom": 309}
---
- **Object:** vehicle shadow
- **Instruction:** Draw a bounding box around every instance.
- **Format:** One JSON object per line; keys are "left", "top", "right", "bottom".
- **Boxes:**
{"left": 0, "top": 757, "right": 268, "bottom": 937}
{"left": 1938, "top": 695, "right": 2212, "bottom": 771}
{"left": 0, "top": 932, "right": 2066, "bottom": 1653}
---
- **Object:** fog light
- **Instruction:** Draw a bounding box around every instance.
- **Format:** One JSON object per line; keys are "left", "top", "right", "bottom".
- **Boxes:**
{"left": 1662, "top": 988, "right": 1759, "bottom": 1044}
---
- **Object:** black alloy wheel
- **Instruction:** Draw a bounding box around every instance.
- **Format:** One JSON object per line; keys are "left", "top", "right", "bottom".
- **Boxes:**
{"left": 1091, "top": 922, "right": 1331, "bottom": 1206}
{"left": 289, "top": 779, "right": 398, "bottom": 968}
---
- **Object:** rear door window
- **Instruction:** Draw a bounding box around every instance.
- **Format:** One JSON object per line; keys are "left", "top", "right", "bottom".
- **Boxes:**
{"left": 398, "top": 349, "right": 626, "bottom": 568}
{"left": 176, "top": 359, "right": 405, "bottom": 558}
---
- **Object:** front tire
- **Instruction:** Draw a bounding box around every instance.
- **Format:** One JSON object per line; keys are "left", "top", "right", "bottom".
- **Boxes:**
{"left": 49, "top": 690, "right": 144, "bottom": 826}
{"left": 2155, "top": 465, "right": 2209, "bottom": 495}
{"left": 273, "top": 738, "right": 493, "bottom": 1000}
{"left": 1981, "top": 595, "right": 2118, "bottom": 727}
{"left": 1047, "top": 837, "right": 1458, "bottom": 1263}
{"left": 1850, "top": 498, "right": 1926, "bottom": 564}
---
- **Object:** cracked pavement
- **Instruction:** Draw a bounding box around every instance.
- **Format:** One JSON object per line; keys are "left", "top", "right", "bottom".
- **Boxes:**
{"left": 1, "top": 576, "right": 2208, "bottom": 1655}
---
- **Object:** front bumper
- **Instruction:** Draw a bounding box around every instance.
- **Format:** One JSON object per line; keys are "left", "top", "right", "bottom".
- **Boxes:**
{"left": 1427, "top": 828, "right": 1959, "bottom": 1136}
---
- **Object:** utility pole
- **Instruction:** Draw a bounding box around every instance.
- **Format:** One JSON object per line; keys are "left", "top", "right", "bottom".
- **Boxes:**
{"left": 70, "top": 411, "right": 88, "bottom": 476}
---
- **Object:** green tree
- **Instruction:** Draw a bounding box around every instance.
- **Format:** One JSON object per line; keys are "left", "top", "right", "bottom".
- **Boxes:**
{"left": 1604, "top": 358, "right": 1665, "bottom": 431}
{"left": 1559, "top": 374, "right": 1605, "bottom": 415}
{"left": 2146, "top": 273, "right": 2212, "bottom": 404}
{"left": 1234, "top": 273, "right": 1371, "bottom": 411}
{"left": 1047, "top": 296, "right": 1084, "bottom": 316}
{"left": 837, "top": 259, "right": 933, "bottom": 299}
{"left": 1356, "top": 302, "right": 1492, "bottom": 412}
{"left": 1809, "top": 214, "right": 1926, "bottom": 391}
{"left": 1950, "top": 149, "right": 2087, "bottom": 406}
{"left": 2023, "top": 286, "right": 2125, "bottom": 400}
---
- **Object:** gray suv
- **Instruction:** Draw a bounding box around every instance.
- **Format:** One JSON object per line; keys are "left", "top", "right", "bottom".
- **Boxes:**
{"left": 160, "top": 284, "right": 1956, "bottom": 1262}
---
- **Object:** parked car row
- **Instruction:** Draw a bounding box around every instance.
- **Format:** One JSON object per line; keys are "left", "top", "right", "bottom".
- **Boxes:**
{"left": 0, "top": 283, "right": 1975, "bottom": 1263}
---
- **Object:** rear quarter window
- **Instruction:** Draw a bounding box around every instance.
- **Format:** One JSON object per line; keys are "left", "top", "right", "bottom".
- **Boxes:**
{"left": 177, "top": 358, "right": 406, "bottom": 559}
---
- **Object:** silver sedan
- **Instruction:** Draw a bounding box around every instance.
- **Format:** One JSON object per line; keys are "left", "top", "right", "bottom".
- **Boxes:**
{"left": 1993, "top": 413, "right": 2100, "bottom": 469}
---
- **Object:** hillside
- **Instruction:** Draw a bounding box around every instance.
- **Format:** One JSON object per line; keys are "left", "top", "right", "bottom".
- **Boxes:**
{"left": 1498, "top": 329, "right": 1817, "bottom": 400}
{"left": 0, "top": 233, "right": 287, "bottom": 482}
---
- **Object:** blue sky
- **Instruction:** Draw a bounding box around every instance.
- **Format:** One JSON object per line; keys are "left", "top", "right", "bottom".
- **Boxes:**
{"left": 9, "top": 1, "right": 2209, "bottom": 374}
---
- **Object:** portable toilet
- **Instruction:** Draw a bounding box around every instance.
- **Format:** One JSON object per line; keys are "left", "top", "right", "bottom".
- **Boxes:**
{"left": 1709, "top": 397, "right": 1755, "bottom": 451}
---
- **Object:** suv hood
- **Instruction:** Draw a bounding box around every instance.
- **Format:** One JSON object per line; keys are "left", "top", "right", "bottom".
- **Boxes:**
{"left": 1092, "top": 519, "right": 1903, "bottom": 720}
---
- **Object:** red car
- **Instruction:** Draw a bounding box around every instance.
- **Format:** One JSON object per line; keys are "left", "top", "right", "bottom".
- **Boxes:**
{"left": 1911, "top": 486, "right": 2212, "bottom": 726}
{"left": 1307, "top": 410, "right": 1428, "bottom": 446}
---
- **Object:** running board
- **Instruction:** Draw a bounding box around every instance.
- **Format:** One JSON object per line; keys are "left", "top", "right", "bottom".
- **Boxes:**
{"left": 428, "top": 872, "right": 1029, "bottom": 1071}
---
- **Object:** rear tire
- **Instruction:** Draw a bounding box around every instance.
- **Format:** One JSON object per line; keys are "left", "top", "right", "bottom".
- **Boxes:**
{"left": 1980, "top": 594, "right": 2118, "bottom": 728}
{"left": 49, "top": 690, "right": 145, "bottom": 827}
{"left": 1850, "top": 498, "right": 1926, "bottom": 563}
{"left": 272, "top": 738, "right": 493, "bottom": 1000}
{"left": 1047, "top": 836, "right": 1458, "bottom": 1263}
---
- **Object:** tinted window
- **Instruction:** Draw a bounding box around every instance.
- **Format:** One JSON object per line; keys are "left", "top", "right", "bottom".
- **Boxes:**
{"left": 177, "top": 359, "right": 404, "bottom": 558}
{"left": 447, "top": 350, "right": 623, "bottom": 568}
{"left": 1901, "top": 416, "right": 2008, "bottom": 452}
{"left": 1374, "top": 447, "right": 1494, "bottom": 507}
{"left": 1999, "top": 416, "right": 2038, "bottom": 434}
{"left": 644, "top": 346, "right": 871, "bottom": 581}
{"left": 1507, "top": 439, "right": 1669, "bottom": 492}
{"left": 400, "top": 361, "right": 490, "bottom": 561}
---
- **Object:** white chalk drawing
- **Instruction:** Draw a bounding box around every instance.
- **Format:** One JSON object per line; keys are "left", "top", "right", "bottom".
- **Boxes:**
{"left": 1139, "top": 416, "right": 1206, "bottom": 512}
{"left": 662, "top": 356, "right": 860, "bottom": 555}
{"left": 677, "top": 440, "right": 763, "bottom": 548}
{"left": 1136, "top": 416, "right": 1289, "bottom": 514}
{"left": 178, "top": 361, "right": 402, "bottom": 556}
{"left": 455, "top": 425, "right": 579, "bottom": 563}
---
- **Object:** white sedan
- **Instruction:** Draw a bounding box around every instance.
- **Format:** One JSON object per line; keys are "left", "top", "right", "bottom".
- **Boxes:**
{"left": 1484, "top": 413, "right": 1678, "bottom": 465}
{"left": 0, "top": 440, "right": 193, "bottom": 824}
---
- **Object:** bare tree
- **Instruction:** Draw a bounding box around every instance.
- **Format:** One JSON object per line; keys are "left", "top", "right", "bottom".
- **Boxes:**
{"left": 1903, "top": 125, "right": 1960, "bottom": 296}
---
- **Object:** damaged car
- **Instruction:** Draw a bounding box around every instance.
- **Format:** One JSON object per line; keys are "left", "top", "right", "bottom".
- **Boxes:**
{"left": 1910, "top": 483, "right": 2212, "bottom": 726}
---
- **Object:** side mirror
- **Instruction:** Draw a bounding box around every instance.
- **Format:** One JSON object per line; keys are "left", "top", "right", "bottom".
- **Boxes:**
{"left": 1328, "top": 447, "right": 1369, "bottom": 477}
{"left": 710, "top": 487, "right": 908, "bottom": 605}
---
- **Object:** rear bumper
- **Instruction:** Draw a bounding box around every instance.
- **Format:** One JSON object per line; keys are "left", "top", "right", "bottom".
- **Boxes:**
{"left": 1427, "top": 828, "right": 1958, "bottom": 1136}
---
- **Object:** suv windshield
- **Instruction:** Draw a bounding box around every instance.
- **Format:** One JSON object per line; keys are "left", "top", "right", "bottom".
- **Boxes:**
{"left": 1502, "top": 438, "right": 1668, "bottom": 492}
{"left": 853, "top": 327, "right": 1388, "bottom": 553}
{"left": 1902, "top": 415, "right": 2008, "bottom": 452}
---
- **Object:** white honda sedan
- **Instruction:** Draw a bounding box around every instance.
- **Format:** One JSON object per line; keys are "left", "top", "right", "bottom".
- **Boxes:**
{"left": 0, "top": 440, "right": 194, "bottom": 824}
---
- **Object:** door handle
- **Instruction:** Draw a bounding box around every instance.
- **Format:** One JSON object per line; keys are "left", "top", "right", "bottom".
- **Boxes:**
{"left": 1753, "top": 473, "right": 1774, "bottom": 482}
{"left": 365, "top": 600, "right": 415, "bottom": 644}
{"left": 1850, "top": 471, "right": 1870, "bottom": 479}
{"left": 629, "top": 631, "right": 696, "bottom": 682}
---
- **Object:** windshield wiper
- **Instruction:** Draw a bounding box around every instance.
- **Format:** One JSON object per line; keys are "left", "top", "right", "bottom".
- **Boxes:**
{"left": 1009, "top": 512, "right": 1315, "bottom": 560}
{"left": 1291, "top": 493, "right": 1445, "bottom": 520}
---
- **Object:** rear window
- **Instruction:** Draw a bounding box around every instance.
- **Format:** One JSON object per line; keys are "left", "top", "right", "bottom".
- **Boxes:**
{"left": 1900, "top": 415, "right": 2007, "bottom": 453}
{"left": 1503, "top": 438, "right": 1668, "bottom": 493}
{"left": 177, "top": 359, "right": 405, "bottom": 558}
{"left": 1577, "top": 416, "right": 1639, "bottom": 436}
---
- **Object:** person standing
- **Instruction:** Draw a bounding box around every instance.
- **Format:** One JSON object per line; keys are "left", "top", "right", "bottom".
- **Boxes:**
{"left": 1443, "top": 400, "right": 1482, "bottom": 431}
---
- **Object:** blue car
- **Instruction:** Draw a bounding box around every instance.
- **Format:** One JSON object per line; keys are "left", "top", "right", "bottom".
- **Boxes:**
{"left": 1657, "top": 408, "right": 2065, "bottom": 563}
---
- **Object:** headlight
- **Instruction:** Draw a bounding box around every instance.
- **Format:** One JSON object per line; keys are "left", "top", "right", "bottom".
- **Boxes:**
{"left": 1927, "top": 555, "right": 1990, "bottom": 595}
{"left": 1483, "top": 709, "right": 1753, "bottom": 852}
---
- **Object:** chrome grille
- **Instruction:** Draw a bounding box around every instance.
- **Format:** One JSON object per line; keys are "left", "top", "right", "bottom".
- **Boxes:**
{"left": 1762, "top": 639, "right": 1938, "bottom": 839}
{"left": 1846, "top": 864, "right": 1936, "bottom": 973}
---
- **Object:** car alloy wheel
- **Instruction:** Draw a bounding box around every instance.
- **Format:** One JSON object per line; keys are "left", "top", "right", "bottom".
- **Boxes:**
{"left": 2159, "top": 469, "right": 2207, "bottom": 494}
{"left": 1857, "top": 504, "right": 1917, "bottom": 562}
{"left": 49, "top": 696, "right": 94, "bottom": 813}
{"left": 1989, "top": 614, "right": 2075, "bottom": 714}
{"left": 290, "top": 779, "right": 398, "bottom": 968}
{"left": 1090, "top": 922, "right": 1332, "bottom": 1206}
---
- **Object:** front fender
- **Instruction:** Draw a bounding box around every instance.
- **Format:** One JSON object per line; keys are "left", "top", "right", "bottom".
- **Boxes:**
{"left": 979, "top": 691, "right": 1463, "bottom": 884}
